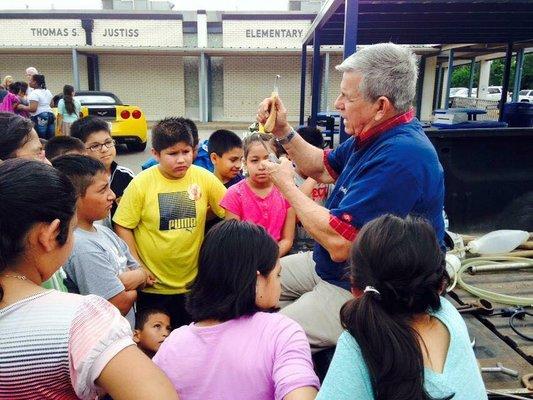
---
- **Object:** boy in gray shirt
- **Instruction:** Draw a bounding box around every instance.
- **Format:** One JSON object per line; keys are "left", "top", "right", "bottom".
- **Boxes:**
{"left": 53, "top": 155, "right": 154, "bottom": 327}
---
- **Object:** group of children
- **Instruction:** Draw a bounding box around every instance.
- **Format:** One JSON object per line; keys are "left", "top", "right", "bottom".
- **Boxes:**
{"left": 36, "top": 114, "right": 332, "bottom": 357}
{"left": 0, "top": 109, "right": 488, "bottom": 399}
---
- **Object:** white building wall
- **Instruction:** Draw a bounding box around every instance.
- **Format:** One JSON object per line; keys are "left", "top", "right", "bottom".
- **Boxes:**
{"left": 223, "top": 55, "right": 312, "bottom": 122}
{"left": 326, "top": 54, "right": 344, "bottom": 111}
{"left": 478, "top": 60, "right": 492, "bottom": 99}
{"left": 0, "top": 53, "right": 88, "bottom": 95}
{"left": 98, "top": 54, "right": 184, "bottom": 121}
{"left": 420, "top": 56, "right": 437, "bottom": 121}
{"left": 440, "top": 67, "right": 449, "bottom": 108}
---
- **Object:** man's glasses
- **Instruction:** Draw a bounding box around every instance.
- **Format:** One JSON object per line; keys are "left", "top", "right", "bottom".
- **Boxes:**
{"left": 86, "top": 139, "right": 116, "bottom": 152}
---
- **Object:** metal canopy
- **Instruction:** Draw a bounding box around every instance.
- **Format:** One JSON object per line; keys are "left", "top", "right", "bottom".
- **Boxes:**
{"left": 303, "top": 0, "right": 533, "bottom": 46}
{"left": 300, "top": 0, "right": 533, "bottom": 139}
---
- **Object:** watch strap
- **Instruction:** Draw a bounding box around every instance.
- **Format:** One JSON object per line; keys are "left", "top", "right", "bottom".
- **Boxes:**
{"left": 275, "top": 128, "right": 296, "bottom": 145}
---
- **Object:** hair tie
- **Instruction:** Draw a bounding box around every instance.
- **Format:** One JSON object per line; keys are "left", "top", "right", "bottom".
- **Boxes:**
{"left": 364, "top": 286, "right": 380, "bottom": 295}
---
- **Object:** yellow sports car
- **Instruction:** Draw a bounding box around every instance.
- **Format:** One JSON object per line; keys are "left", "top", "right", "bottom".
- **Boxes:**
{"left": 74, "top": 91, "right": 148, "bottom": 152}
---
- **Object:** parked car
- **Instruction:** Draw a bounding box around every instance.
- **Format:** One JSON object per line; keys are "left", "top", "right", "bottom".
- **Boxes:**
{"left": 74, "top": 91, "right": 148, "bottom": 152}
{"left": 518, "top": 89, "right": 533, "bottom": 102}
{"left": 450, "top": 87, "right": 477, "bottom": 98}
{"left": 480, "top": 86, "right": 512, "bottom": 102}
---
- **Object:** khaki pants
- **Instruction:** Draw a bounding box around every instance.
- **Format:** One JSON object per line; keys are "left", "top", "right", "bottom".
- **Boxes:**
{"left": 60, "top": 121, "right": 72, "bottom": 136}
{"left": 279, "top": 251, "right": 352, "bottom": 351}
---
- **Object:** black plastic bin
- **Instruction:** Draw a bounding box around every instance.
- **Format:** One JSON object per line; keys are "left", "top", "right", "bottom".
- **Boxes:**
{"left": 425, "top": 128, "right": 533, "bottom": 233}
{"left": 502, "top": 102, "right": 533, "bottom": 127}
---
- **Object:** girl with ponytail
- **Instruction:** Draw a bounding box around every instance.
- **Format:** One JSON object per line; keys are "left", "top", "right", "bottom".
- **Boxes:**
{"left": 317, "top": 214, "right": 486, "bottom": 400}
{"left": 57, "top": 84, "right": 81, "bottom": 136}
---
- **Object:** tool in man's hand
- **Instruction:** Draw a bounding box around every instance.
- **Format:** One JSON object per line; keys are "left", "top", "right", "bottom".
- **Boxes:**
{"left": 481, "top": 362, "right": 519, "bottom": 377}
{"left": 262, "top": 75, "right": 280, "bottom": 133}
{"left": 257, "top": 75, "right": 282, "bottom": 163}
{"left": 456, "top": 299, "right": 494, "bottom": 316}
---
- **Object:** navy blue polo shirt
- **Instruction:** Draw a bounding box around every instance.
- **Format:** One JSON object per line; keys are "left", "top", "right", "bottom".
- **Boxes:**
{"left": 314, "top": 117, "right": 445, "bottom": 290}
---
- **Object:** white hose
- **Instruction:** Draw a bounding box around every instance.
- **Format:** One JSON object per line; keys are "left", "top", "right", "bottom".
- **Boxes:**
{"left": 457, "top": 256, "right": 533, "bottom": 306}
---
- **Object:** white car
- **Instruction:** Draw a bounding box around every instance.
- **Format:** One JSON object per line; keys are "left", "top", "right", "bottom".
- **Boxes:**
{"left": 480, "top": 86, "right": 512, "bottom": 102}
{"left": 449, "top": 87, "right": 477, "bottom": 98}
{"left": 518, "top": 89, "right": 533, "bottom": 102}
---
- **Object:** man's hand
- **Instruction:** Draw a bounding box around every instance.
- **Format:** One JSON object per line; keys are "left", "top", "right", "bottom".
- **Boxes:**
{"left": 257, "top": 96, "right": 291, "bottom": 137}
{"left": 261, "top": 157, "right": 296, "bottom": 190}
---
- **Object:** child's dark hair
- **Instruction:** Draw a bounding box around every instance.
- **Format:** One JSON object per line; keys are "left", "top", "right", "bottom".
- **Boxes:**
{"left": 297, "top": 126, "right": 324, "bottom": 149}
{"left": 208, "top": 129, "right": 243, "bottom": 157}
{"left": 45, "top": 136, "right": 86, "bottom": 161}
{"left": 52, "top": 155, "right": 106, "bottom": 197}
{"left": 179, "top": 117, "right": 199, "bottom": 147}
{"left": 0, "top": 112, "right": 35, "bottom": 160}
{"left": 340, "top": 214, "right": 451, "bottom": 400}
{"left": 152, "top": 117, "right": 193, "bottom": 152}
{"left": 8, "top": 81, "right": 22, "bottom": 95}
{"left": 135, "top": 308, "right": 171, "bottom": 330}
{"left": 70, "top": 116, "right": 111, "bottom": 143}
{"left": 270, "top": 138, "right": 287, "bottom": 158}
{"left": 51, "top": 94, "right": 63, "bottom": 108}
{"left": 186, "top": 220, "right": 279, "bottom": 322}
{"left": 243, "top": 133, "right": 265, "bottom": 159}
{"left": 62, "top": 84, "right": 76, "bottom": 115}
{"left": 0, "top": 159, "right": 77, "bottom": 301}
{"left": 18, "top": 81, "right": 28, "bottom": 93}
{"left": 32, "top": 74, "right": 46, "bottom": 89}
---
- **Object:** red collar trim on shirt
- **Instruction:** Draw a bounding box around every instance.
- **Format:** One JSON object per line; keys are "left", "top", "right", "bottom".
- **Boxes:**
{"left": 357, "top": 108, "right": 414, "bottom": 148}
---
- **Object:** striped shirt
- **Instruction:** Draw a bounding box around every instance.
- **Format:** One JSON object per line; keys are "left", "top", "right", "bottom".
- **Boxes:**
{"left": 0, "top": 290, "right": 134, "bottom": 399}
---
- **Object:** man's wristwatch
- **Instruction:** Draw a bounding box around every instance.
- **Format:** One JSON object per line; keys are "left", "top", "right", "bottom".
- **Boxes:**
{"left": 275, "top": 127, "right": 297, "bottom": 146}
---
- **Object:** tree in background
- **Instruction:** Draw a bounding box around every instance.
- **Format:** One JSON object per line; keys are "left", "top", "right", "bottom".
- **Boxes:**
{"left": 451, "top": 64, "right": 479, "bottom": 88}
{"left": 520, "top": 53, "right": 533, "bottom": 89}
{"left": 450, "top": 53, "right": 532, "bottom": 90}
{"left": 489, "top": 59, "right": 515, "bottom": 87}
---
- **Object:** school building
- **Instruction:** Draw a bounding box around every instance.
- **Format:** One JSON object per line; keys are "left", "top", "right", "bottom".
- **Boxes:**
{"left": 0, "top": 10, "right": 512, "bottom": 124}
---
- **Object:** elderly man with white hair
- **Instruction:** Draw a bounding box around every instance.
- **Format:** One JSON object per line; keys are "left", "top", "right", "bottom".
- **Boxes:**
{"left": 257, "top": 42, "right": 445, "bottom": 350}
{"left": 25, "top": 66, "right": 38, "bottom": 79}
{"left": 25, "top": 67, "right": 38, "bottom": 95}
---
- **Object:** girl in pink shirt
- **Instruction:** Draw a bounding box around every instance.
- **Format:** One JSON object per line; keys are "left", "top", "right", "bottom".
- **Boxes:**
{"left": 153, "top": 220, "right": 319, "bottom": 400}
{"left": 0, "top": 82, "right": 21, "bottom": 113}
{"left": 220, "top": 133, "right": 295, "bottom": 256}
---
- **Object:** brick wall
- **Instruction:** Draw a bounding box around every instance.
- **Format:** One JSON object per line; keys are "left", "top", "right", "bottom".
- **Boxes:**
{"left": 210, "top": 57, "right": 224, "bottom": 120}
{"left": 223, "top": 55, "right": 312, "bottom": 122}
{"left": 326, "top": 54, "right": 344, "bottom": 111}
{"left": 0, "top": 53, "right": 88, "bottom": 95}
{"left": 183, "top": 56, "right": 199, "bottom": 119}
{"left": 98, "top": 54, "right": 184, "bottom": 121}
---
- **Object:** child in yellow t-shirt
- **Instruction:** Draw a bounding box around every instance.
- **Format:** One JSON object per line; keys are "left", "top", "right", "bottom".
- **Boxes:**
{"left": 114, "top": 117, "right": 226, "bottom": 328}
